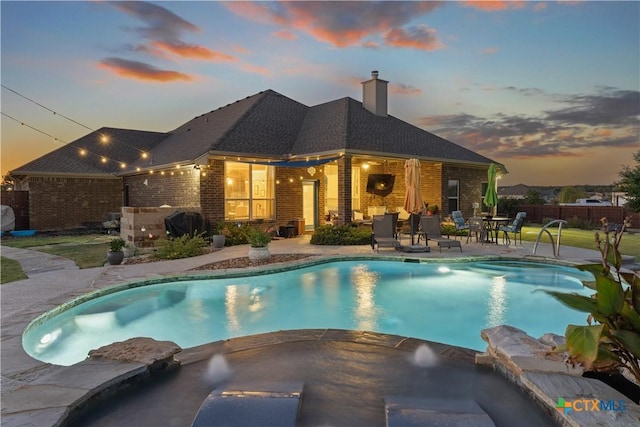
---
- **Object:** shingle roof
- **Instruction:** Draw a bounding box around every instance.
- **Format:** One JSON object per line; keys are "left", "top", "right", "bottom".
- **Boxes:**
{"left": 10, "top": 128, "right": 167, "bottom": 176}
{"left": 12, "top": 89, "right": 499, "bottom": 176}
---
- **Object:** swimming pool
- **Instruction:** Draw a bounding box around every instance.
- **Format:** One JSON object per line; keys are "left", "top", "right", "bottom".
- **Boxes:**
{"left": 23, "top": 259, "right": 594, "bottom": 366}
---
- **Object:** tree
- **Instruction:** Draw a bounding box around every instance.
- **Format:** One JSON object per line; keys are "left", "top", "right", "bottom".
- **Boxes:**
{"left": 1, "top": 175, "right": 14, "bottom": 191}
{"left": 616, "top": 150, "right": 640, "bottom": 212}
{"left": 558, "top": 186, "right": 585, "bottom": 204}
{"left": 523, "top": 189, "right": 545, "bottom": 205}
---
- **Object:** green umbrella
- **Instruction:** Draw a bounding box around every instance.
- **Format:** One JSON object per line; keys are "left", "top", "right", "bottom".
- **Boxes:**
{"left": 483, "top": 163, "right": 498, "bottom": 214}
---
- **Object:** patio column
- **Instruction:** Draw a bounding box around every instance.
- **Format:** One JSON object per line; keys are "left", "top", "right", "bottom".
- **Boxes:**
{"left": 337, "top": 156, "right": 352, "bottom": 225}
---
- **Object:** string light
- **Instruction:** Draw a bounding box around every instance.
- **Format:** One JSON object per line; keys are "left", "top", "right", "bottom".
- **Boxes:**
{"left": 2, "top": 85, "right": 151, "bottom": 156}
{"left": 2, "top": 112, "right": 150, "bottom": 170}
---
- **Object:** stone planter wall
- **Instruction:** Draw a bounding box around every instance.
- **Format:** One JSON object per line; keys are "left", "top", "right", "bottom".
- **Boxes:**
{"left": 120, "top": 206, "right": 201, "bottom": 247}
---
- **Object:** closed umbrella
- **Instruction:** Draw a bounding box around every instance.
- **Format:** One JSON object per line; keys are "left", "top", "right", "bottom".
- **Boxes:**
{"left": 404, "top": 159, "right": 423, "bottom": 244}
{"left": 483, "top": 163, "right": 499, "bottom": 215}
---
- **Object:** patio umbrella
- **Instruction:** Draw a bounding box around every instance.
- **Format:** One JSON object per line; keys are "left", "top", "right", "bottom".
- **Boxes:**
{"left": 403, "top": 159, "right": 423, "bottom": 244}
{"left": 483, "top": 163, "right": 499, "bottom": 215}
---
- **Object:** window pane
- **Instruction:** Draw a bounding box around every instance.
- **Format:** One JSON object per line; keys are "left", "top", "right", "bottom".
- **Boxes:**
{"left": 324, "top": 164, "right": 338, "bottom": 212}
{"left": 224, "top": 162, "right": 274, "bottom": 221}
{"left": 225, "top": 162, "right": 250, "bottom": 199}
{"left": 226, "top": 200, "right": 250, "bottom": 220}
{"left": 447, "top": 180, "right": 459, "bottom": 197}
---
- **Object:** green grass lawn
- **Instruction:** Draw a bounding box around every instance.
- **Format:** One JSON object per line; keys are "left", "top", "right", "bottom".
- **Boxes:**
{"left": 520, "top": 225, "right": 639, "bottom": 260}
{"left": 1, "top": 257, "right": 28, "bottom": 284}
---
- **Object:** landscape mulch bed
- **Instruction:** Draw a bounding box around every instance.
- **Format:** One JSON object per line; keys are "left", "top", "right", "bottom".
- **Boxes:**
{"left": 124, "top": 253, "right": 315, "bottom": 270}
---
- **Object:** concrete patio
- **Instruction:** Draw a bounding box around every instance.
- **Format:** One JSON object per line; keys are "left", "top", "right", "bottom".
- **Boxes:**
{"left": 1, "top": 236, "right": 639, "bottom": 426}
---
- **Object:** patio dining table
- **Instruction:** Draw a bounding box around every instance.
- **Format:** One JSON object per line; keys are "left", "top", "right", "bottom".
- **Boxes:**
{"left": 481, "top": 216, "right": 511, "bottom": 244}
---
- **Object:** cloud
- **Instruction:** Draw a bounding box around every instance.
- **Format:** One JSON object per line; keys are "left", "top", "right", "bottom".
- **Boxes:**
{"left": 111, "top": 1, "right": 199, "bottom": 41}
{"left": 391, "top": 83, "right": 422, "bottom": 95}
{"left": 547, "top": 88, "right": 640, "bottom": 126}
{"left": 384, "top": 25, "right": 444, "bottom": 51}
{"left": 273, "top": 29, "right": 297, "bottom": 41}
{"left": 102, "top": 1, "right": 234, "bottom": 82}
{"left": 98, "top": 58, "right": 192, "bottom": 82}
{"left": 223, "top": 1, "right": 444, "bottom": 49}
{"left": 461, "top": 1, "right": 526, "bottom": 11}
{"left": 482, "top": 47, "right": 499, "bottom": 54}
{"left": 417, "top": 87, "right": 639, "bottom": 159}
{"left": 152, "top": 41, "right": 236, "bottom": 61}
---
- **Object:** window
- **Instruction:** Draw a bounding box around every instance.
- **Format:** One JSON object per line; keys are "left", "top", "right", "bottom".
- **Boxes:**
{"left": 324, "top": 164, "right": 361, "bottom": 212}
{"left": 447, "top": 180, "right": 459, "bottom": 213}
{"left": 225, "top": 162, "right": 275, "bottom": 220}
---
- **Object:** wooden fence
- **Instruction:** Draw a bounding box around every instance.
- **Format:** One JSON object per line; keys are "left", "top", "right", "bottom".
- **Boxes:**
{"left": 1, "top": 190, "right": 30, "bottom": 230}
{"left": 518, "top": 204, "right": 640, "bottom": 228}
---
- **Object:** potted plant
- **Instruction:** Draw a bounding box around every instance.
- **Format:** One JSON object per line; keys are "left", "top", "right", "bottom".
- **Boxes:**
{"left": 107, "top": 238, "right": 126, "bottom": 265}
{"left": 427, "top": 204, "right": 439, "bottom": 216}
{"left": 246, "top": 227, "right": 272, "bottom": 261}
{"left": 211, "top": 222, "right": 227, "bottom": 249}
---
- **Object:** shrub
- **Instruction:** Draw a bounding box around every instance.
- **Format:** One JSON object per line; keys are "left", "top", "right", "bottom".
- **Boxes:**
{"left": 566, "top": 216, "right": 594, "bottom": 230}
{"left": 545, "top": 217, "right": 640, "bottom": 384}
{"left": 246, "top": 227, "right": 272, "bottom": 247}
{"left": 109, "top": 238, "right": 126, "bottom": 252}
{"left": 153, "top": 233, "right": 207, "bottom": 260}
{"left": 219, "top": 222, "right": 250, "bottom": 246}
{"left": 311, "top": 224, "right": 372, "bottom": 245}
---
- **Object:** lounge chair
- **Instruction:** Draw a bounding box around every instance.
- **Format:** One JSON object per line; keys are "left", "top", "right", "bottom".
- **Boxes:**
{"left": 398, "top": 213, "right": 423, "bottom": 245}
{"left": 499, "top": 212, "right": 526, "bottom": 245}
{"left": 371, "top": 215, "right": 400, "bottom": 252}
{"left": 191, "top": 381, "right": 304, "bottom": 427}
{"left": 420, "top": 215, "right": 462, "bottom": 252}
{"left": 451, "top": 210, "right": 469, "bottom": 240}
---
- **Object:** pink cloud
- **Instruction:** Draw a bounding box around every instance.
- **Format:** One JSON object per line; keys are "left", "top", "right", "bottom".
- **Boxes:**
{"left": 483, "top": 47, "right": 499, "bottom": 54}
{"left": 390, "top": 83, "right": 422, "bottom": 95}
{"left": 98, "top": 58, "right": 192, "bottom": 82}
{"left": 384, "top": 25, "right": 444, "bottom": 51}
{"left": 273, "top": 29, "right": 297, "bottom": 41}
{"left": 222, "top": 1, "right": 444, "bottom": 48}
{"left": 152, "top": 41, "right": 236, "bottom": 61}
{"left": 462, "top": 1, "right": 526, "bottom": 11}
{"left": 239, "top": 63, "right": 271, "bottom": 75}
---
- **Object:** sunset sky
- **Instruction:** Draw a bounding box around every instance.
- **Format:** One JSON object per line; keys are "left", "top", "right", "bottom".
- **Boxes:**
{"left": 1, "top": 1, "right": 638, "bottom": 186}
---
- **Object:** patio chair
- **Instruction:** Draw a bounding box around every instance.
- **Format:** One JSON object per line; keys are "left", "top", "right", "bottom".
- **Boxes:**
{"left": 451, "top": 211, "right": 470, "bottom": 240}
{"left": 499, "top": 212, "right": 526, "bottom": 245}
{"left": 467, "top": 217, "right": 484, "bottom": 243}
{"left": 420, "top": 215, "right": 462, "bottom": 252}
{"left": 371, "top": 215, "right": 400, "bottom": 252}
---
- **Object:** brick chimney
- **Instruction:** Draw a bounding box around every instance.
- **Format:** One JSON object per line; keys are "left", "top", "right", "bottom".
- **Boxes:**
{"left": 362, "top": 70, "right": 388, "bottom": 117}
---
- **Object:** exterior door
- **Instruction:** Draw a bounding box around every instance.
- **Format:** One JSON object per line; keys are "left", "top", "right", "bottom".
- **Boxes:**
{"left": 302, "top": 180, "right": 318, "bottom": 231}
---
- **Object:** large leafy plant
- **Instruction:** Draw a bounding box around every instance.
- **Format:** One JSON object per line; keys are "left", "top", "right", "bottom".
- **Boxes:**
{"left": 545, "top": 216, "right": 640, "bottom": 383}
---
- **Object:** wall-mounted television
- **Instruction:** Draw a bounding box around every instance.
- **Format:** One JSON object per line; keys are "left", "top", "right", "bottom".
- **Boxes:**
{"left": 366, "top": 174, "right": 395, "bottom": 197}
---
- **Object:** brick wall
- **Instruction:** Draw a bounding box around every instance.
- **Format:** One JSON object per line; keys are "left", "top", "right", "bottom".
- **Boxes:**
{"left": 125, "top": 169, "right": 200, "bottom": 208}
{"left": 27, "top": 176, "right": 122, "bottom": 230}
{"left": 359, "top": 160, "right": 443, "bottom": 217}
{"left": 275, "top": 167, "right": 305, "bottom": 225}
{"left": 442, "top": 165, "right": 486, "bottom": 218}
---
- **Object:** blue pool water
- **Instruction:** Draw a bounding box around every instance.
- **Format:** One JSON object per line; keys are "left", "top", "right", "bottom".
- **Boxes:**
{"left": 23, "top": 260, "right": 595, "bottom": 366}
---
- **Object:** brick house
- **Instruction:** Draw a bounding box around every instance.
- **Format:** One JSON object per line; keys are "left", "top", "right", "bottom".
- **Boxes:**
{"left": 9, "top": 72, "right": 505, "bottom": 237}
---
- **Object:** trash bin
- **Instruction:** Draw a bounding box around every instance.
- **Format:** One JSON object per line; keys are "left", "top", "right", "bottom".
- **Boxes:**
{"left": 293, "top": 218, "right": 305, "bottom": 236}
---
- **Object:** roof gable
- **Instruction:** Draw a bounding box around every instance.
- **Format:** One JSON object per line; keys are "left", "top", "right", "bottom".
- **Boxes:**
{"left": 11, "top": 128, "right": 167, "bottom": 176}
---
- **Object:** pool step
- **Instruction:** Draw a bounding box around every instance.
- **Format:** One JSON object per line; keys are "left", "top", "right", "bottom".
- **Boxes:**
{"left": 385, "top": 396, "right": 496, "bottom": 427}
{"left": 191, "top": 381, "right": 304, "bottom": 427}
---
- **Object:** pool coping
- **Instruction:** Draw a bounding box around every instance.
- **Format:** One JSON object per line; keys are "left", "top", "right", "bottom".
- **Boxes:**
{"left": 3, "top": 253, "right": 638, "bottom": 426}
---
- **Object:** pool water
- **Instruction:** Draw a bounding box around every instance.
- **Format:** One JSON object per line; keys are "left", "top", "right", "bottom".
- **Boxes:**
{"left": 23, "top": 260, "right": 595, "bottom": 366}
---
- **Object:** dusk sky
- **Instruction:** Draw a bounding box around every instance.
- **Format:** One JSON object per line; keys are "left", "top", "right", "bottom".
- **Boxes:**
{"left": 2, "top": 1, "right": 638, "bottom": 186}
